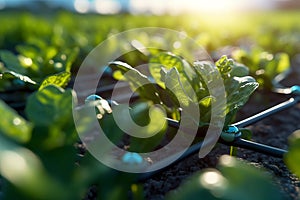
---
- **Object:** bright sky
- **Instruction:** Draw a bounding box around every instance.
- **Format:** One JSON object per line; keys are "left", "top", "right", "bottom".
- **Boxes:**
{"left": 0, "top": 0, "right": 290, "bottom": 14}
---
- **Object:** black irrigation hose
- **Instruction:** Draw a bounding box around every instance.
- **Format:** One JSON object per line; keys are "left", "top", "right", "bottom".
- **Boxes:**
{"left": 91, "top": 77, "right": 298, "bottom": 180}
{"left": 107, "top": 99, "right": 290, "bottom": 181}
{"left": 223, "top": 138, "right": 287, "bottom": 158}
{"left": 138, "top": 139, "right": 287, "bottom": 182}
{"left": 166, "top": 117, "right": 287, "bottom": 158}
{"left": 95, "top": 82, "right": 296, "bottom": 159}
{"left": 232, "top": 97, "right": 300, "bottom": 128}
{"left": 138, "top": 118, "right": 288, "bottom": 182}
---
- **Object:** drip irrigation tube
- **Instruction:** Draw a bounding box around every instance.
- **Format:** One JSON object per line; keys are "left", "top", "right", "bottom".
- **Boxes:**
{"left": 232, "top": 97, "right": 300, "bottom": 128}
{"left": 166, "top": 118, "right": 288, "bottom": 158}
{"left": 138, "top": 118, "right": 288, "bottom": 182}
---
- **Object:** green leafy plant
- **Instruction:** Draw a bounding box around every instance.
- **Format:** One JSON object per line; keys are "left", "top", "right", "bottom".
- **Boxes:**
{"left": 110, "top": 54, "right": 258, "bottom": 130}
{"left": 0, "top": 10, "right": 299, "bottom": 200}
{"left": 0, "top": 47, "right": 78, "bottom": 90}
{"left": 232, "top": 48, "right": 290, "bottom": 90}
{"left": 0, "top": 85, "right": 138, "bottom": 200}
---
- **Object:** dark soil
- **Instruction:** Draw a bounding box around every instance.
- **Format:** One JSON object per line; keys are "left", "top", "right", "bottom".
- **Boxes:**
{"left": 143, "top": 73, "right": 300, "bottom": 199}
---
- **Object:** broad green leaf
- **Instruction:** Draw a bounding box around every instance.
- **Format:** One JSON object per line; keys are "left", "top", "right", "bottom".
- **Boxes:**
{"left": 165, "top": 68, "right": 192, "bottom": 107}
{"left": 113, "top": 102, "right": 166, "bottom": 138}
{"left": 230, "top": 66, "right": 249, "bottom": 77}
{"left": 39, "top": 71, "right": 71, "bottom": 90}
{"left": 225, "top": 76, "right": 258, "bottom": 123}
{"left": 193, "top": 57, "right": 257, "bottom": 125}
{"left": 225, "top": 76, "right": 258, "bottom": 114}
{"left": 166, "top": 156, "right": 283, "bottom": 200}
{"left": 109, "top": 61, "right": 161, "bottom": 103}
{"left": 149, "top": 52, "right": 194, "bottom": 89}
{"left": 229, "top": 76, "right": 259, "bottom": 108}
{"left": 0, "top": 100, "right": 32, "bottom": 143}
{"left": 128, "top": 102, "right": 167, "bottom": 152}
{"left": 193, "top": 61, "right": 219, "bottom": 91}
{"left": 149, "top": 53, "right": 198, "bottom": 102}
{"left": 0, "top": 50, "right": 26, "bottom": 74}
{"left": 193, "top": 60, "right": 227, "bottom": 123}
{"left": 0, "top": 135, "right": 69, "bottom": 200}
{"left": 25, "top": 85, "right": 74, "bottom": 127}
{"left": 285, "top": 130, "right": 300, "bottom": 178}
{"left": 75, "top": 98, "right": 123, "bottom": 150}
{"left": 230, "top": 63, "right": 249, "bottom": 77}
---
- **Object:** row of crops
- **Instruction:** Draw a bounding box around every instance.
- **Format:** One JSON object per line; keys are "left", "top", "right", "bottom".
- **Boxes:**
{"left": 0, "top": 10, "right": 300, "bottom": 199}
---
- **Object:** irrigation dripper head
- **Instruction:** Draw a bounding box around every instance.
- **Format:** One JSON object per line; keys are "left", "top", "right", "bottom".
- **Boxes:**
{"left": 291, "top": 85, "right": 300, "bottom": 96}
{"left": 85, "top": 94, "right": 102, "bottom": 104}
{"left": 221, "top": 125, "right": 241, "bottom": 142}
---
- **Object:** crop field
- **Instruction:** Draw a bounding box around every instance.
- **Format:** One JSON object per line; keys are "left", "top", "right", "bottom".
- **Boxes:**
{"left": 0, "top": 7, "right": 300, "bottom": 200}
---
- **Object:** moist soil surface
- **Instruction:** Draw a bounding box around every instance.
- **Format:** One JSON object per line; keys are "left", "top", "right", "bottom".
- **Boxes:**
{"left": 143, "top": 72, "right": 300, "bottom": 200}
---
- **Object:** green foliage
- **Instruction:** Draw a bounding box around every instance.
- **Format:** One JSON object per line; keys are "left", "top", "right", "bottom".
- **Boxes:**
{"left": 39, "top": 71, "right": 71, "bottom": 90}
{"left": 0, "top": 100, "right": 32, "bottom": 143}
{"left": 26, "top": 85, "right": 73, "bottom": 127}
{"left": 127, "top": 102, "right": 167, "bottom": 152}
{"left": 149, "top": 52, "right": 194, "bottom": 90}
{"left": 232, "top": 48, "right": 290, "bottom": 89}
{"left": 109, "top": 61, "right": 161, "bottom": 103}
{"left": 0, "top": 50, "right": 27, "bottom": 74}
{"left": 167, "top": 155, "right": 284, "bottom": 200}
{"left": 285, "top": 130, "right": 300, "bottom": 179}
{"left": 0, "top": 85, "right": 137, "bottom": 200}
{"left": 0, "top": 10, "right": 298, "bottom": 199}
{"left": 0, "top": 135, "right": 70, "bottom": 200}
{"left": 111, "top": 55, "right": 258, "bottom": 128}
{"left": 0, "top": 40, "right": 78, "bottom": 92}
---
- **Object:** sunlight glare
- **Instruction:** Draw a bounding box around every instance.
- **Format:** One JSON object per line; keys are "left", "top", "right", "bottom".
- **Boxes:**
{"left": 199, "top": 170, "right": 228, "bottom": 198}
{"left": 0, "top": 151, "right": 27, "bottom": 183}
{"left": 74, "top": 0, "right": 90, "bottom": 13}
{"left": 95, "top": 0, "right": 122, "bottom": 14}
{"left": 128, "top": 0, "right": 274, "bottom": 15}
{"left": 129, "top": 0, "right": 148, "bottom": 14}
{"left": 177, "top": 0, "right": 241, "bottom": 14}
